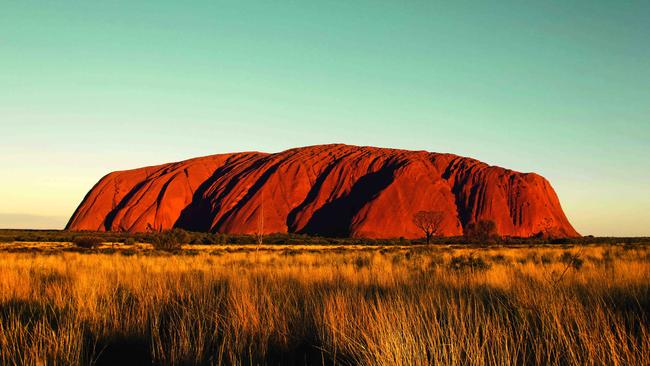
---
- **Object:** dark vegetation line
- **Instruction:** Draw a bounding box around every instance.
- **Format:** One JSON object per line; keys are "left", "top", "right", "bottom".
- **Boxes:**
{"left": 0, "top": 229, "right": 648, "bottom": 246}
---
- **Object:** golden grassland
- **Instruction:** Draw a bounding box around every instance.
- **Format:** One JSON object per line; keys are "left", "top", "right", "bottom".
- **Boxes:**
{"left": 0, "top": 243, "right": 648, "bottom": 365}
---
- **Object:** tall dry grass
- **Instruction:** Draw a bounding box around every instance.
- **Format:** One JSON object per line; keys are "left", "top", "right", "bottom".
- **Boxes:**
{"left": 0, "top": 244, "right": 648, "bottom": 365}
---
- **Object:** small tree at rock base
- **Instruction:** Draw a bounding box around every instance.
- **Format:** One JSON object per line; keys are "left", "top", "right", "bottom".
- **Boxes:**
{"left": 412, "top": 211, "right": 445, "bottom": 245}
{"left": 255, "top": 204, "right": 264, "bottom": 248}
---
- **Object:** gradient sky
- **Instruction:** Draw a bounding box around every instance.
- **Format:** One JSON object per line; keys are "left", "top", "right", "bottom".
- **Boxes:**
{"left": 1, "top": 1, "right": 649, "bottom": 236}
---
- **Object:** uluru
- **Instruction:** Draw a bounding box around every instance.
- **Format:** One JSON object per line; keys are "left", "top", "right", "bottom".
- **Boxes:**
{"left": 66, "top": 144, "right": 579, "bottom": 238}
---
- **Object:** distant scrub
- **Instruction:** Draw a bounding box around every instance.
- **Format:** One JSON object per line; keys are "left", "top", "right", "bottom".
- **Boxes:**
{"left": 149, "top": 229, "right": 189, "bottom": 252}
{"left": 464, "top": 219, "right": 498, "bottom": 243}
{"left": 0, "top": 229, "right": 649, "bottom": 247}
{"left": 71, "top": 236, "right": 102, "bottom": 249}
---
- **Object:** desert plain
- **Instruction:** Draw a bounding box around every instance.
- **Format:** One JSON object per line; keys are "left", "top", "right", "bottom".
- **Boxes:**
{"left": 0, "top": 240, "right": 648, "bottom": 365}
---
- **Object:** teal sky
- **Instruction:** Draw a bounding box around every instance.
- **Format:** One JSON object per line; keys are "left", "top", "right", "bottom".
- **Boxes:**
{"left": 1, "top": 1, "right": 649, "bottom": 236}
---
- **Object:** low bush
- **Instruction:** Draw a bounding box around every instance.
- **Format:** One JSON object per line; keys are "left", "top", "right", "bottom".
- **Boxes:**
{"left": 72, "top": 236, "right": 102, "bottom": 249}
{"left": 150, "top": 229, "right": 189, "bottom": 252}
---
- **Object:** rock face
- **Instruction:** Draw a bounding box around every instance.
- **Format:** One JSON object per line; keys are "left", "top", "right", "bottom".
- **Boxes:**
{"left": 66, "top": 144, "right": 579, "bottom": 238}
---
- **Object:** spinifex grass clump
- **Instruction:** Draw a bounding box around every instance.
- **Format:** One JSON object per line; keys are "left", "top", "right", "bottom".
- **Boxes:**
{"left": 0, "top": 244, "right": 648, "bottom": 365}
{"left": 449, "top": 253, "right": 492, "bottom": 271}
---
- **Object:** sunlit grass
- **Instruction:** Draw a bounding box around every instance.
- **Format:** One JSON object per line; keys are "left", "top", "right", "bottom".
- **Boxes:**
{"left": 0, "top": 243, "right": 648, "bottom": 365}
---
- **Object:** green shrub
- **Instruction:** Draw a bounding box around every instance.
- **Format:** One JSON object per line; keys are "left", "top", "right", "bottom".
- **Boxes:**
{"left": 150, "top": 229, "right": 189, "bottom": 252}
{"left": 72, "top": 236, "right": 102, "bottom": 249}
{"left": 123, "top": 237, "right": 136, "bottom": 246}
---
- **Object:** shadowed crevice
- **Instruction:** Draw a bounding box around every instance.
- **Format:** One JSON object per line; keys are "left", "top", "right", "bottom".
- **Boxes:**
{"left": 212, "top": 159, "right": 282, "bottom": 231}
{"left": 285, "top": 162, "right": 338, "bottom": 232}
{"left": 174, "top": 155, "right": 263, "bottom": 232}
{"left": 104, "top": 180, "right": 150, "bottom": 231}
{"left": 299, "top": 162, "right": 402, "bottom": 237}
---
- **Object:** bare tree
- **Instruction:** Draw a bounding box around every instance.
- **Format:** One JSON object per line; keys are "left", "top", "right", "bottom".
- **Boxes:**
{"left": 412, "top": 210, "right": 445, "bottom": 245}
{"left": 255, "top": 203, "right": 264, "bottom": 249}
